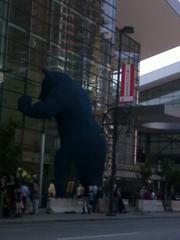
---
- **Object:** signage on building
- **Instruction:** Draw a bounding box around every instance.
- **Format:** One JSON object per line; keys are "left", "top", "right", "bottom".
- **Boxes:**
{"left": 120, "top": 64, "right": 135, "bottom": 102}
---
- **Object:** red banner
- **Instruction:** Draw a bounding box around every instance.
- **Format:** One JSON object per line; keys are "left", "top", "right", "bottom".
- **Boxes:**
{"left": 120, "top": 64, "right": 135, "bottom": 103}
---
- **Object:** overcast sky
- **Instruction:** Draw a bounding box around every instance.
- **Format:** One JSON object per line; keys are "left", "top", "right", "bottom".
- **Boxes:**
{"left": 140, "top": 46, "right": 180, "bottom": 76}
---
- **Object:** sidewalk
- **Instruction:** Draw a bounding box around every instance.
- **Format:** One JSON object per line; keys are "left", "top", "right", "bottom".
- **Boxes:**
{"left": 1, "top": 209, "right": 180, "bottom": 224}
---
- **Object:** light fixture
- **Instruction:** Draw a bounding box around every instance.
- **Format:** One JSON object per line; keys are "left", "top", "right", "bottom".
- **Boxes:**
{"left": 121, "top": 26, "right": 134, "bottom": 34}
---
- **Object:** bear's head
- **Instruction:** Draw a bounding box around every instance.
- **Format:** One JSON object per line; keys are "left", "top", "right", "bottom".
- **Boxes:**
{"left": 39, "top": 70, "right": 71, "bottom": 100}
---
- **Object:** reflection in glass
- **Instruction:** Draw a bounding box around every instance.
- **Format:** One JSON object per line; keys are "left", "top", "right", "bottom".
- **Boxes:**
{"left": 1, "top": 0, "right": 118, "bottom": 172}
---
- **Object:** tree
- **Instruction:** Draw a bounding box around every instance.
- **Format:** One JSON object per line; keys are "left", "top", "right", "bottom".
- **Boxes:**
{"left": 0, "top": 121, "right": 22, "bottom": 175}
{"left": 169, "top": 170, "right": 180, "bottom": 192}
{"left": 156, "top": 158, "right": 174, "bottom": 210}
{"left": 139, "top": 158, "right": 153, "bottom": 188}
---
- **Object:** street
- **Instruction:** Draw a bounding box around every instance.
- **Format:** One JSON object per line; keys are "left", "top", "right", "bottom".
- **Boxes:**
{"left": 0, "top": 217, "right": 180, "bottom": 240}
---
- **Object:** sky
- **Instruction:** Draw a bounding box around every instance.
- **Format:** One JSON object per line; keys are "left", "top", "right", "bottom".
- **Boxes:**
{"left": 140, "top": 46, "right": 180, "bottom": 76}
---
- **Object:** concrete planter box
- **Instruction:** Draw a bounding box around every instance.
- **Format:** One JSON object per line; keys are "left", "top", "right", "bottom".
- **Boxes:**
{"left": 49, "top": 197, "right": 129, "bottom": 213}
{"left": 137, "top": 200, "right": 164, "bottom": 212}
{"left": 50, "top": 198, "right": 82, "bottom": 213}
{"left": 171, "top": 201, "right": 180, "bottom": 211}
{"left": 98, "top": 197, "right": 129, "bottom": 213}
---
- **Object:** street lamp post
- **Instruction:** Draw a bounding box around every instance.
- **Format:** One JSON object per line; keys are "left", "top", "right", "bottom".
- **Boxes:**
{"left": 105, "top": 26, "right": 134, "bottom": 216}
{"left": 39, "top": 120, "right": 46, "bottom": 207}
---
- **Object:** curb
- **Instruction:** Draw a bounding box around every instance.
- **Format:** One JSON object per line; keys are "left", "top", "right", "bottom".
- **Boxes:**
{"left": 1, "top": 213, "right": 180, "bottom": 225}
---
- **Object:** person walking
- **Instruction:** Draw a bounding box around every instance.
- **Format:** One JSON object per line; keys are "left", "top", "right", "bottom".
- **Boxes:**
{"left": 88, "top": 186, "right": 98, "bottom": 213}
{"left": 20, "top": 182, "right": 30, "bottom": 214}
{"left": 46, "top": 180, "right": 56, "bottom": 213}
{"left": 14, "top": 185, "right": 23, "bottom": 217}
{"left": 76, "top": 182, "right": 89, "bottom": 214}
{"left": 30, "top": 181, "right": 40, "bottom": 214}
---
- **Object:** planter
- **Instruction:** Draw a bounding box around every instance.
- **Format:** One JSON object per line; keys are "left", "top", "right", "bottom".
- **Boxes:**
{"left": 137, "top": 200, "right": 164, "bottom": 212}
{"left": 50, "top": 198, "right": 82, "bottom": 213}
{"left": 171, "top": 200, "right": 180, "bottom": 211}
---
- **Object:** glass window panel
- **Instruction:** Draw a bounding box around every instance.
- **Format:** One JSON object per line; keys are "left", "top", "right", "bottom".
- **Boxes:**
{"left": 69, "top": 0, "right": 87, "bottom": 12}
{"left": 6, "top": 56, "right": 27, "bottom": 77}
{"left": 104, "top": 0, "right": 116, "bottom": 7}
{"left": 2, "top": 89, "right": 21, "bottom": 109}
{"left": 9, "top": 7, "right": 31, "bottom": 30}
{"left": 10, "top": 0, "right": 32, "bottom": 13}
{"left": 0, "top": 0, "right": 7, "bottom": 68}
{"left": 67, "top": 51, "right": 83, "bottom": 68}
{"left": 25, "top": 116, "right": 43, "bottom": 131}
{"left": 67, "top": 11, "right": 84, "bottom": 54}
{"left": 51, "top": 27, "right": 66, "bottom": 45}
{"left": 102, "top": 14, "right": 114, "bottom": 32}
{"left": 82, "top": 59, "right": 95, "bottom": 76}
{"left": 28, "top": 65, "right": 44, "bottom": 83}
{"left": 45, "top": 118, "right": 57, "bottom": 136}
{"left": 102, "top": 2, "right": 116, "bottom": 19}
{"left": 35, "top": 0, "right": 50, "bottom": 8}
{"left": 48, "top": 44, "right": 66, "bottom": 71}
{"left": 8, "top": 24, "right": 29, "bottom": 45}
{"left": 49, "top": 44, "right": 66, "bottom": 63}
{"left": 7, "top": 38, "right": 29, "bottom": 62}
{"left": 3, "top": 74, "right": 24, "bottom": 94}
{"left": 48, "top": 56, "right": 65, "bottom": 72}
{"left": 26, "top": 81, "right": 41, "bottom": 98}
{"left": 51, "top": 0, "right": 67, "bottom": 32}
{"left": 0, "top": 28, "right": 5, "bottom": 69}
{"left": 45, "top": 133, "right": 58, "bottom": 153}
{"left": 23, "top": 128, "right": 42, "bottom": 152}
{"left": 30, "top": 35, "right": 48, "bottom": 53}
{"left": 1, "top": 108, "right": 23, "bottom": 123}
{"left": 86, "top": 1, "right": 102, "bottom": 20}
{"left": 0, "top": 0, "right": 7, "bottom": 18}
{"left": 31, "top": 17, "right": 49, "bottom": 40}
{"left": 32, "top": 1, "right": 50, "bottom": 24}
{"left": 29, "top": 48, "right": 47, "bottom": 68}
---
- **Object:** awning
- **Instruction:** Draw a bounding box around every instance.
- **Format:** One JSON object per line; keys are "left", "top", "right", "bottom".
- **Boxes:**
{"left": 116, "top": 104, "right": 180, "bottom": 133}
{"left": 116, "top": 0, "right": 180, "bottom": 60}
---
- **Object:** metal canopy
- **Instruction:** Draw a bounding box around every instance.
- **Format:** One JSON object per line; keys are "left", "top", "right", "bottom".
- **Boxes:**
{"left": 116, "top": 0, "right": 180, "bottom": 60}
{"left": 117, "top": 104, "right": 180, "bottom": 133}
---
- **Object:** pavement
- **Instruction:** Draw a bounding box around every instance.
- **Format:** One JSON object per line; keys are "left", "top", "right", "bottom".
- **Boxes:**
{"left": 1, "top": 209, "right": 180, "bottom": 224}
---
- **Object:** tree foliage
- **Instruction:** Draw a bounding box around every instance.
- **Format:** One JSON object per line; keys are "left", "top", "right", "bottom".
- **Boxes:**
{"left": 139, "top": 159, "right": 153, "bottom": 185}
{"left": 157, "top": 158, "right": 174, "bottom": 181}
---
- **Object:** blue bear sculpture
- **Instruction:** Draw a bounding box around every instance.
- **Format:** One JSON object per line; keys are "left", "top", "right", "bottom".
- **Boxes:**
{"left": 18, "top": 70, "right": 107, "bottom": 197}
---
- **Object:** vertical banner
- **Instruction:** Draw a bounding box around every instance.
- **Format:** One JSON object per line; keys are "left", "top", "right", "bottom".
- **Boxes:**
{"left": 120, "top": 64, "right": 135, "bottom": 103}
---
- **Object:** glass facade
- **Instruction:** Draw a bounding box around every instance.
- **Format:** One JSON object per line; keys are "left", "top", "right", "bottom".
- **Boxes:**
{"left": 0, "top": 0, "right": 118, "bottom": 178}
{"left": 0, "top": 0, "right": 142, "bottom": 183}
{"left": 105, "top": 29, "right": 140, "bottom": 174}
{"left": 140, "top": 78, "right": 180, "bottom": 106}
{"left": 138, "top": 77, "right": 180, "bottom": 164}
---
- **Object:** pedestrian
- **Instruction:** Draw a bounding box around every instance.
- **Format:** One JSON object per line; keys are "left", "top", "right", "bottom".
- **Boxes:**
{"left": 76, "top": 182, "right": 85, "bottom": 198}
{"left": 46, "top": 180, "right": 56, "bottom": 213}
{"left": 14, "top": 185, "right": 23, "bottom": 217}
{"left": 118, "top": 188, "right": 127, "bottom": 213}
{"left": 20, "top": 182, "right": 30, "bottom": 214}
{"left": 113, "top": 184, "right": 119, "bottom": 213}
{"left": 66, "top": 179, "right": 75, "bottom": 198}
{"left": 88, "top": 186, "right": 98, "bottom": 213}
{"left": 151, "top": 190, "right": 156, "bottom": 200}
{"left": 48, "top": 180, "right": 56, "bottom": 198}
{"left": 30, "top": 181, "right": 40, "bottom": 214}
{"left": 76, "top": 182, "right": 89, "bottom": 214}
